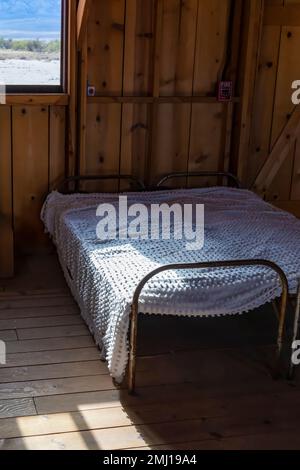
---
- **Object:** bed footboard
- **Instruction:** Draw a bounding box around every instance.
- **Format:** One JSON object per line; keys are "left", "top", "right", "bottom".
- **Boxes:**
{"left": 289, "top": 282, "right": 300, "bottom": 380}
{"left": 128, "top": 259, "right": 289, "bottom": 394}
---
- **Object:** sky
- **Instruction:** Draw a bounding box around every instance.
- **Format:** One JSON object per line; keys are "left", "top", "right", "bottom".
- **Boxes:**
{"left": 0, "top": 0, "right": 62, "bottom": 40}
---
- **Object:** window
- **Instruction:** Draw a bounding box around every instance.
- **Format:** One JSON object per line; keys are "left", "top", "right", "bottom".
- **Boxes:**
{"left": 0, "top": 0, "right": 65, "bottom": 93}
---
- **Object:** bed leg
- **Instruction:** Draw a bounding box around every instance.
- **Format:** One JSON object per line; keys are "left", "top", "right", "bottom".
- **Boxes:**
{"left": 274, "top": 279, "right": 289, "bottom": 378}
{"left": 128, "top": 303, "right": 139, "bottom": 395}
{"left": 288, "top": 282, "right": 300, "bottom": 380}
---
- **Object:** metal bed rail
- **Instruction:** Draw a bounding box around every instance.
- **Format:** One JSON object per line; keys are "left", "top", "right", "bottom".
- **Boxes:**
{"left": 56, "top": 171, "right": 241, "bottom": 194}
{"left": 57, "top": 174, "right": 146, "bottom": 193}
{"left": 128, "top": 259, "right": 289, "bottom": 394}
{"left": 156, "top": 171, "right": 242, "bottom": 189}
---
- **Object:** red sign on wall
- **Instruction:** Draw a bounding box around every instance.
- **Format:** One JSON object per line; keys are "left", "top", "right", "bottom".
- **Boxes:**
{"left": 218, "top": 81, "right": 233, "bottom": 102}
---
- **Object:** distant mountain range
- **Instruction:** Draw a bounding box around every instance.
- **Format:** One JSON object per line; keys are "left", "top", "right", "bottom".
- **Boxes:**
{"left": 0, "top": 0, "right": 61, "bottom": 40}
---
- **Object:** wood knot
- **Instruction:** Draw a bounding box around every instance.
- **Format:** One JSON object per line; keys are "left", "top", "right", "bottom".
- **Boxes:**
{"left": 131, "top": 122, "right": 148, "bottom": 132}
{"left": 112, "top": 23, "right": 124, "bottom": 32}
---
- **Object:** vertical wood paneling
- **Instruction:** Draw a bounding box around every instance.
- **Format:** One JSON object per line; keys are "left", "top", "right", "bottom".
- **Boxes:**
{"left": 85, "top": 104, "right": 122, "bottom": 191}
{"left": 193, "top": 0, "right": 230, "bottom": 95}
{"left": 12, "top": 106, "right": 49, "bottom": 253}
{"left": 79, "top": 35, "right": 88, "bottom": 176}
{"left": 49, "top": 107, "right": 66, "bottom": 190}
{"left": 0, "top": 106, "right": 12, "bottom": 223}
{"left": 244, "top": 0, "right": 300, "bottom": 209}
{"left": 271, "top": 26, "right": 300, "bottom": 146}
{"left": 150, "top": 104, "right": 191, "bottom": 184}
{"left": 233, "top": 0, "right": 264, "bottom": 182}
{"left": 120, "top": 104, "right": 149, "bottom": 187}
{"left": 268, "top": 0, "right": 300, "bottom": 203}
{"left": 159, "top": 0, "right": 198, "bottom": 96}
{"left": 0, "top": 104, "right": 66, "bottom": 254}
{"left": 291, "top": 139, "right": 300, "bottom": 200}
{"left": 148, "top": 0, "right": 199, "bottom": 185}
{"left": 247, "top": 26, "right": 281, "bottom": 187}
{"left": 123, "top": 0, "right": 155, "bottom": 96}
{"left": 85, "top": 0, "right": 232, "bottom": 190}
{"left": 67, "top": 0, "right": 78, "bottom": 177}
{"left": 88, "top": 0, "right": 125, "bottom": 95}
{"left": 266, "top": 151, "right": 294, "bottom": 201}
{"left": 188, "top": 103, "right": 224, "bottom": 186}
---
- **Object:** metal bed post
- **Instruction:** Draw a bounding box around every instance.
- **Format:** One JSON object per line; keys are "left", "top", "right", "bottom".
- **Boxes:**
{"left": 289, "top": 281, "right": 300, "bottom": 380}
{"left": 128, "top": 259, "right": 289, "bottom": 395}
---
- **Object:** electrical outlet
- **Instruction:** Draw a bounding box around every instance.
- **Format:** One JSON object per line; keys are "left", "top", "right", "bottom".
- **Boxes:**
{"left": 87, "top": 85, "right": 96, "bottom": 97}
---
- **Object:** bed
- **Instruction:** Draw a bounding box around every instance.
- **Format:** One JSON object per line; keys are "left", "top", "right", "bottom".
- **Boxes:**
{"left": 41, "top": 173, "right": 300, "bottom": 393}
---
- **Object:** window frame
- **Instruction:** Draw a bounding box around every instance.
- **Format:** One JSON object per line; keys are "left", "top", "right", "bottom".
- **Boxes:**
{"left": 4, "top": 0, "right": 67, "bottom": 94}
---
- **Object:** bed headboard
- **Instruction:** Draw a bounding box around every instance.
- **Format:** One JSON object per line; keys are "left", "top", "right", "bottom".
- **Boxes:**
{"left": 56, "top": 171, "right": 241, "bottom": 194}
{"left": 57, "top": 174, "right": 146, "bottom": 193}
{"left": 156, "top": 171, "right": 241, "bottom": 189}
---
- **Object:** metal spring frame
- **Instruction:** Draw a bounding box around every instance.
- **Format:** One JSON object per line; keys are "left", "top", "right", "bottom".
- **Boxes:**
{"left": 156, "top": 171, "right": 241, "bottom": 189}
{"left": 128, "top": 259, "right": 289, "bottom": 394}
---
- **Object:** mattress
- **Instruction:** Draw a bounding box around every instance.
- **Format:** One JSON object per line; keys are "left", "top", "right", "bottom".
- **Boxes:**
{"left": 41, "top": 187, "right": 300, "bottom": 381}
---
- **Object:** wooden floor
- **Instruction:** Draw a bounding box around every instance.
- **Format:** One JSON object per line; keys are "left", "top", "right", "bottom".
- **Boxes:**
{"left": 1, "top": 255, "right": 300, "bottom": 450}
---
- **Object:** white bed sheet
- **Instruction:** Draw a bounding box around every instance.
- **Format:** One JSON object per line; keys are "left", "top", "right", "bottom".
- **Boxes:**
{"left": 41, "top": 187, "right": 300, "bottom": 381}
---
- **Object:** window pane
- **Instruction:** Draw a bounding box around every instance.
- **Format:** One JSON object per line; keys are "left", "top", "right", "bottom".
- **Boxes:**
{"left": 0, "top": 0, "right": 62, "bottom": 87}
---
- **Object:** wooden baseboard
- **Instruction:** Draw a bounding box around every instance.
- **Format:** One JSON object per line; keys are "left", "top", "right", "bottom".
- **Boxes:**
{"left": 0, "top": 217, "right": 14, "bottom": 278}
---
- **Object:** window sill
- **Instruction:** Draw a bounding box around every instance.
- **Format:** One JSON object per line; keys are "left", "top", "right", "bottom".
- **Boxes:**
{"left": 2, "top": 94, "right": 69, "bottom": 106}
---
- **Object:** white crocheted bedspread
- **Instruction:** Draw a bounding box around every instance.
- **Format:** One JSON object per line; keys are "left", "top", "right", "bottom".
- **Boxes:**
{"left": 41, "top": 188, "right": 300, "bottom": 382}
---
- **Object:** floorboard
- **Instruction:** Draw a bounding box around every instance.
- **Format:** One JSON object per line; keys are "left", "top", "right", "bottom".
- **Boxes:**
{"left": 0, "top": 305, "right": 79, "bottom": 320}
{"left": 3, "top": 348, "right": 101, "bottom": 369}
{"left": 16, "top": 324, "right": 90, "bottom": 340}
{"left": 0, "top": 254, "right": 299, "bottom": 450}
{"left": 0, "top": 398, "right": 37, "bottom": 419}
{"left": 0, "top": 330, "right": 18, "bottom": 342}
{"left": 0, "top": 361, "right": 108, "bottom": 384}
{"left": 6, "top": 336, "right": 94, "bottom": 354}
{"left": 0, "top": 315, "right": 84, "bottom": 331}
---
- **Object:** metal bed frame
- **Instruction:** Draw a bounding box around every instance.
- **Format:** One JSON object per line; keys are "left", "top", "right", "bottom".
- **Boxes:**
{"left": 54, "top": 171, "right": 300, "bottom": 394}
{"left": 58, "top": 174, "right": 146, "bottom": 193}
{"left": 128, "top": 171, "right": 300, "bottom": 393}
{"left": 128, "top": 259, "right": 290, "bottom": 394}
{"left": 156, "top": 171, "right": 241, "bottom": 189}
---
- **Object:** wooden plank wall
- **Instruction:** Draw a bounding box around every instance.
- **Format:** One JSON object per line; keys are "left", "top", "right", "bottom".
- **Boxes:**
{"left": 0, "top": 105, "right": 66, "bottom": 254}
{"left": 82, "top": 0, "right": 233, "bottom": 190}
{"left": 242, "top": 0, "right": 300, "bottom": 213}
{"left": 4, "top": 0, "right": 300, "bottom": 255}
